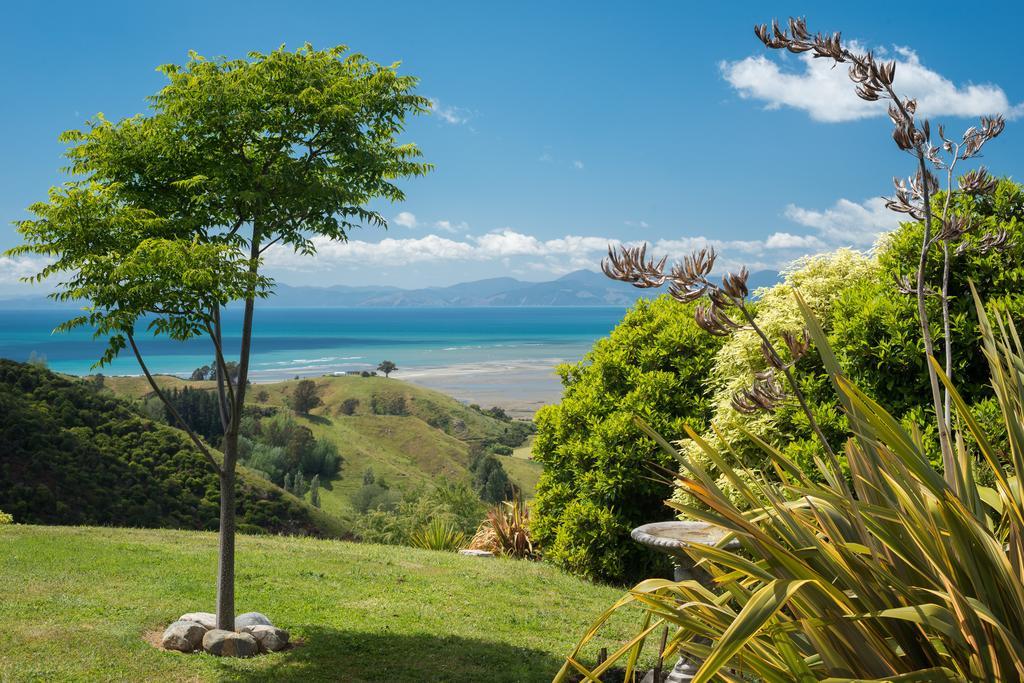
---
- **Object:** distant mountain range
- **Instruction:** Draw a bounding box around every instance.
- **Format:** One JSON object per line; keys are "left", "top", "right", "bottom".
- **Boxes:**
{"left": 0, "top": 269, "right": 780, "bottom": 309}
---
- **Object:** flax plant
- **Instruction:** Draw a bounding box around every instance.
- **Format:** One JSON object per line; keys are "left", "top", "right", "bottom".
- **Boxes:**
{"left": 755, "top": 17, "right": 1007, "bottom": 492}
{"left": 558, "top": 290, "right": 1024, "bottom": 682}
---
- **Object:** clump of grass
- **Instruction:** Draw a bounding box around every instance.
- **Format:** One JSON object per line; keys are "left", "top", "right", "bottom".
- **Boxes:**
{"left": 409, "top": 517, "right": 466, "bottom": 551}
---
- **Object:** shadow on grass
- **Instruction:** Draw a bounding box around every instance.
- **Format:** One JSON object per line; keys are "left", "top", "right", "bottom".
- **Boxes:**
{"left": 303, "top": 414, "right": 333, "bottom": 426}
{"left": 215, "top": 627, "right": 566, "bottom": 683}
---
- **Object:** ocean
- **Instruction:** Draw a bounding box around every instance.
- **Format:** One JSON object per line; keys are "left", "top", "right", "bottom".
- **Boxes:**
{"left": 0, "top": 307, "right": 629, "bottom": 382}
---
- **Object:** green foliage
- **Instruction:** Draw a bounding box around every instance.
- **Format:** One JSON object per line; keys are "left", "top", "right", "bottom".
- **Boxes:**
{"left": 250, "top": 412, "right": 342, "bottom": 480}
{"left": 7, "top": 45, "right": 432, "bottom": 368}
{"left": 561, "top": 297, "right": 1024, "bottom": 682}
{"left": 680, "top": 183, "right": 1024, "bottom": 501}
{"left": 352, "top": 479, "right": 401, "bottom": 514}
{"left": 355, "top": 481, "right": 486, "bottom": 548}
{"left": 677, "top": 249, "right": 878, "bottom": 495}
{"left": 0, "top": 360, "right": 334, "bottom": 536}
{"left": 289, "top": 379, "right": 323, "bottom": 414}
{"left": 370, "top": 392, "right": 408, "bottom": 415}
{"left": 470, "top": 451, "right": 515, "bottom": 504}
{"left": 377, "top": 360, "right": 397, "bottom": 377}
{"left": 161, "top": 386, "right": 223, "bottom": 444}
{"left": 532, "top": 296, "right": 724, "bottom": 583}
{"left": 0, "top": 510, "right": 12, "bottom": 525}
{"left": 338, "top": 397, "right": 360, "bottom": 415}
{"left": 409, "top": 518, "right": 466, "bottom": 552}
{"left": 310, "top": 474, "right": 321, "bottom": 508}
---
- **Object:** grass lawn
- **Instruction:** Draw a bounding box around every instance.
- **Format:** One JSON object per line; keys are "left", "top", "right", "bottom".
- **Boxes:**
{"left": 0, "top": 525, "right": 644, "bottom": 682}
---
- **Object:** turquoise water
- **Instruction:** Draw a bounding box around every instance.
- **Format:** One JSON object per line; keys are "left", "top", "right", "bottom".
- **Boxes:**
{"left": 0, "top": 307, "right": 628, "bottom": 380}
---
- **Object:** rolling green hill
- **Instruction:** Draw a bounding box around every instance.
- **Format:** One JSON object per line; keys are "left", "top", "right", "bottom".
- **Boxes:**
{"left": 106, "top": 374, "right": 543, "bottom": 516}
{"left": 0, "top": 360, "right": 344, "bottom": 538}
{"left": 0, "top": 524, "right": 644, "bottom": 682}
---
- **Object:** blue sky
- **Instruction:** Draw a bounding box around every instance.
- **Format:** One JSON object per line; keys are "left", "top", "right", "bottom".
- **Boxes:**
{"left": 2, "top": 1, "right": 1022, "bottom": 294}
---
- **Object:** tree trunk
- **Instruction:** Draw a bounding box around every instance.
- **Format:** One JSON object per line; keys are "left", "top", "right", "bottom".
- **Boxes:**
{"left": 216, "top": 435, "right": 238, "bottom": 630}
{"left": 214, "top": 230, "right": 260, "bottom": 630}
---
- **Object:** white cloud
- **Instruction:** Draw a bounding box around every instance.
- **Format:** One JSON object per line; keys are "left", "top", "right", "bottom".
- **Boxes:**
{"left": 0, "top": 255, "right": 51, "bottom": 284}
{"left": 573, "top": 160, "right": 585, "bottom": 170}
{"left": 394, "top": 211, "right": 418, "bottom": 229}
{"left": 763, "top": 232, "right": 823, "bottom": 250}
{"left": 266, "top": 228, "right": 806, "bottom": 277}
{"left": 538, "top": 151, "right": 554, "bottom": 163}
{"left": 625, "top": 220, "right": 650, "bottom": 228}
{"left": 433, "top": 220, "right": 467, "bottom": 234}
{"left": 784, "top": 196, "right": 896, "bottom": 247}
{"left": 721, "top": 44, "right": 1024, "bottom": 122}
{"left": 264, "top": 194, "right": 905, "bottom": 279}
{"left": 428, "top": 98, "right": 470, "bottom": 125}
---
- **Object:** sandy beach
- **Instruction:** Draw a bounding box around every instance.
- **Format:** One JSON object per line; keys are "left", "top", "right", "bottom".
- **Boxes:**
{"left": 399, "top": 359, "right": 568, "bottom": 419}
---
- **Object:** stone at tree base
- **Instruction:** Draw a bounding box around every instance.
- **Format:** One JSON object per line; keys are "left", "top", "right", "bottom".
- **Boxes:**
{"left": 202, "top": 629, "right": 259, "bottom": 658}
{"left": 234, "top": 612, "right": 273, "bottom": 630}
{"left": 242, "top": 624, "right": 290, "bottom": 653}
{"left": 178, "top": 612, "right": 217, "bottom": 630}
{"left": 161, "top": 620, "right": 207, "bottom": 652}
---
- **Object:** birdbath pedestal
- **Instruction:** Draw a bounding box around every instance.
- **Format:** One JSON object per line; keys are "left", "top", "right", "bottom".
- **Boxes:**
{"left": 631, "top": 521, "right": 739, "bottom": 683}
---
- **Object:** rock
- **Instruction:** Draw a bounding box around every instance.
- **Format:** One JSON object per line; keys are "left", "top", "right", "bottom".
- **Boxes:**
{"left": 234, "top": 612, "right": 273, "bottom": 630}
{"left": 161, "top": 620, "right": 207, "bottom": 652}
{"left": 179, "top": 612, "right": 217, "bottom": 630}
{"left": 241, "top": 624, "right": 290, "bottom": 653}
{"left": 458, "top": 549, "right": 495, "bottom": 558}
{"left": 202, "top": 629, "right": 259, "bottom": 658}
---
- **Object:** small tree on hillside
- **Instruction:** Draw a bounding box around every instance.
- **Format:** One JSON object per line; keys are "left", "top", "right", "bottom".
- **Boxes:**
{"left": 310, "top": 474, "right": 321, "bottom": 508}
{"left": 289, "top": 379, "right": 322, "bottom": 415}
{"left": 7, "top": 45, "right": 430, "bottom": 631}
{"left": 377, "top": 360, "right": 397, "bottom": 378}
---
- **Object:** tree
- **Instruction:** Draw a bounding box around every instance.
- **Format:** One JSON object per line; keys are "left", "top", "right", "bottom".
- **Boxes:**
{"left": 292, "top": 470, "right": 308, "bottom": 498}
{"left": 7, "top": 45, "right": 429, "bottom": 631}
{"left": 377, "top": 360, "right": 397, "bottom": 378}
{"left": 309, "top": 474, "right": 321, "bottom": 508}
{"left": 288, "top": 379, "right": 322, "bottom": 414}
{"left": 532, "top": 296, "right": 724, "bottom": 583}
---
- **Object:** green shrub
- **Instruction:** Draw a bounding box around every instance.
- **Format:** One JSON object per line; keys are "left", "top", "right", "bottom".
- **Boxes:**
{"left": 0, "top": 510, "right": 12, "bottom": 525}
{"left": 490, "top": 444, "right": 513, "bottom": 456}
{"left": 354, "top": 480, "right": 485, "bottom": 547}
{"left": 351, "top": 481, "right": 400, "bottom": 514}
{"left": 370, "top": 392, "right": 407, "bottom": 415}
{"left": 338, "top": 397, "right": 360, "bottom": 415}
{"left": 470, "top": 451, "right": 515, "bottom": 503}
{"left": 532, "top": 296, "right": 723, "bottom": 583}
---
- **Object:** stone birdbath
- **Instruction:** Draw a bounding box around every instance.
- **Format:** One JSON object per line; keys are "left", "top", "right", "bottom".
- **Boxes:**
{"left": 631, "top": 521, "right": 740, "bottom": 683}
